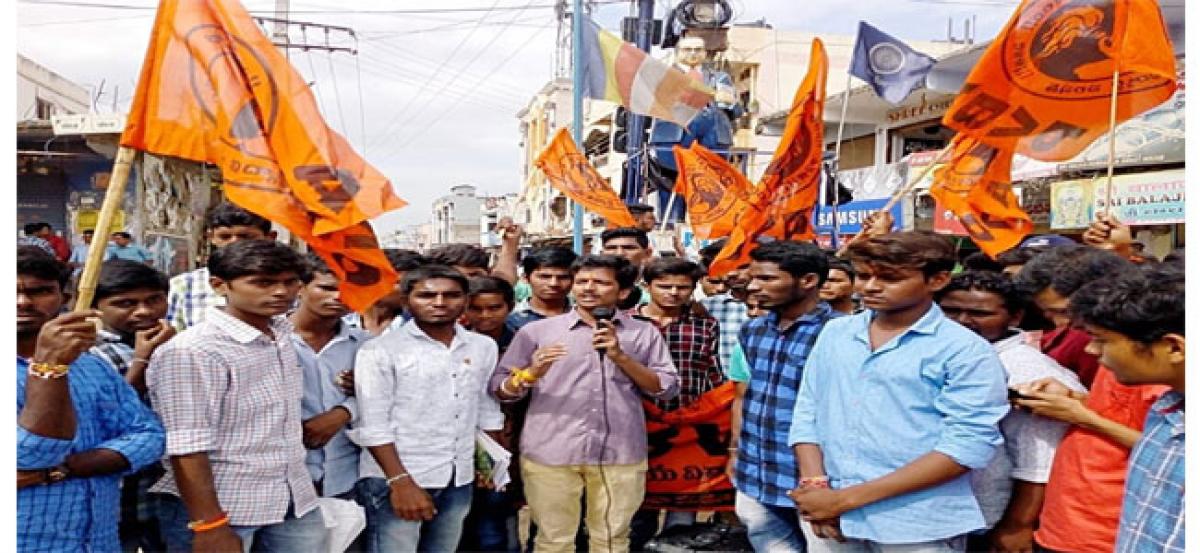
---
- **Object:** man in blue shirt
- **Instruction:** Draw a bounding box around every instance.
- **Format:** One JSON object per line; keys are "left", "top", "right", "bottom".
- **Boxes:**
{"left": 730, "top": 240, "right": 841, "bottom": 552}
{"left": 290, "top": 252, "right": 368, "bottom": 499}
{"left": 1068, "top": 263, "right": 1184, "bottom": 552}
{"left": 17, "top": 246, "right": 166, "bottom": 551}
{"left": 789, "top": 231, "right": 1008, "bottom": 552}
{"left": 106, "top": 231, "right": 154, "bottom": 264}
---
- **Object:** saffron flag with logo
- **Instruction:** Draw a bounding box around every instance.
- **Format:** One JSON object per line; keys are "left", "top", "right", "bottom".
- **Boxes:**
{"left": 709, "top": 38, "right": 828, "bottom": 276}
{"left": 643, "top": 382, "right": 736, "bottom": 512}
{"left": 942, "top": 0, "right": 1177, "bottom": 161}
{"left": 929, "top": 136, "right": 1033, "bottom": 257}
{"left": 121, "top": 0, "right": 404, "bottom": 312}
{"left": 579, "top": 19, "right": 715, "bottom": 127}
{"left": 536, "top": 129, "right": 637, "bottom": 228}
{"left": 672, "top": 144, "right": 753, "bottom": 240}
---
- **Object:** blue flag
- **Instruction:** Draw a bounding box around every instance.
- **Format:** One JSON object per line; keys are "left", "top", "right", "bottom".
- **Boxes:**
{"left": 849, "top": 21, "right": 936, "bottom": 105}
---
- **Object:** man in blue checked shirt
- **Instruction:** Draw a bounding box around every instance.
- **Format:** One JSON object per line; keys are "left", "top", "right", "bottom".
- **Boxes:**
{"left": 1069, "top": 263, "right": 1185, "bottom": 553}
{"left": 789, "top": 232, "right": 1008, "bottom": 553}
{"left": 729, "top": 241, "right": 841, "bottom": 552}
{"left": 16, "top": 246, "right": 166, "bottom": 552}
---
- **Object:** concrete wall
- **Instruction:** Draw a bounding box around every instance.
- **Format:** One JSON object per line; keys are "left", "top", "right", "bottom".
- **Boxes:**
{"left": 17, "top": 54, "right": 89, "bottom": 121}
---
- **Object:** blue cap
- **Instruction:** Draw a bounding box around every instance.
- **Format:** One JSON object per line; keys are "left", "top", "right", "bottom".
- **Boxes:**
{"left": 1020, "top": 234, "right": 1076, "bottom": 249}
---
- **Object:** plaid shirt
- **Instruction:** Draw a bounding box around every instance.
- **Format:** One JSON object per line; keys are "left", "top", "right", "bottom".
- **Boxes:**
{"left": 632, "top": 305, "right": 724, "bottom": 411}
{"left": 18, "top": 354, "right": 165, "bottom": 552}
{"left": 1116, "top": 391, "right": 1185, "bottom": 553}
{"left": 700, "top": 294, "right": 749, "bottom": 372}
{"left": 165, "top": 267, "right": 224, "bottom": 331}
{"left": 735, "top": 302, "right": 839, "bottom": 507}
{"left": 147, "top": 307, "right": 318, "bottom": 526}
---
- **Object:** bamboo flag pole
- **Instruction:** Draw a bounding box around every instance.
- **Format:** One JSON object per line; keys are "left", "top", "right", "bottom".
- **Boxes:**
{"left": 835, "top": 144, "right": 953, "bottom": 257}
{"left": 73, "top": 146, "right": 137, "bottom": 312}
{"left": 1101, "top": 69, "right": 1121, "bottom": 218}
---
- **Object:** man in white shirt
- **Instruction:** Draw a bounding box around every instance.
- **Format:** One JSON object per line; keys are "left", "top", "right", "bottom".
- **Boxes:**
{"left": 937, "top": 271, "right": 1084, "bottom": 553}
{"left": 350, "top": 265, "right": 504, "bottom": 552}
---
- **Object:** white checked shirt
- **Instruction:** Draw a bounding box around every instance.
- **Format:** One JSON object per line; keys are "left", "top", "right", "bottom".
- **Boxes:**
{"left": 166, "top": 267, "right": 225, "bottom": 331}
{"left": 349, "top": 320, "right": 504, "bottom": 489}
{"left": 146, "top": 307, "right": 318, "bottom": 526}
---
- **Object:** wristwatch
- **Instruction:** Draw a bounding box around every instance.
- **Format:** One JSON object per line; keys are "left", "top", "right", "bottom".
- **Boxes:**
{"left": 43, "top": 464, "right": 70, "bottom": 485}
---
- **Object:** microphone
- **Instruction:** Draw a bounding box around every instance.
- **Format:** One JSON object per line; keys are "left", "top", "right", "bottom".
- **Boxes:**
{"left": 592, "top": 307, "right": 616, "bottom": 361}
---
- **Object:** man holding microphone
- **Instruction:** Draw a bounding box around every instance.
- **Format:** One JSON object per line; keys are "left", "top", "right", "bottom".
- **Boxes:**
{"left": 491, "top": 254, "right": 679, "bottom": 553}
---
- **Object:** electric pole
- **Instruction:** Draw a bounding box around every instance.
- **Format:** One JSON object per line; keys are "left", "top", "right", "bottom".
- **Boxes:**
{"left": 622, "top": 0, "right": 655, "bottom": 205}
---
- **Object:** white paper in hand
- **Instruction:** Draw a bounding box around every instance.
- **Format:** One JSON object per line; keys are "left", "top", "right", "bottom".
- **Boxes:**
{"left": 475, "top": 430, "right": 512, "bottom": 490}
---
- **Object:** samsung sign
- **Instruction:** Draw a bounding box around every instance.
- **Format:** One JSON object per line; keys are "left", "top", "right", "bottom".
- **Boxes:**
{"left": 813, "top": 198, "right": 903, "bottom": 235}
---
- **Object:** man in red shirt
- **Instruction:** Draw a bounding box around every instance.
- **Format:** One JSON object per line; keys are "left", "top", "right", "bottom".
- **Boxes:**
{"left": 34, "top": 223, "right": 70, "bottom": 263}
{"left": 1013, "top": 251, "right": 1167, "bottom": 552}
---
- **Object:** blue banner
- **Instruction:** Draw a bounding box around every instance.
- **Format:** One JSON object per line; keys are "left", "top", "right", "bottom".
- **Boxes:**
{"left": 849, "top": 21, "right": 936, "bottom": 105}
{"left": 813, "top": 198, "right": 903, "bottom": 235}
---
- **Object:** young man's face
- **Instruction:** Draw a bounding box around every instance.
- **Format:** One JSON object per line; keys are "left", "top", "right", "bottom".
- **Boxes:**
{"left": 97, "top": 288, "right": 168, "bottom": 335}
{"left": 407, "top": 278, "right": 468, "bottom": 326}
{"left": 209, "top": 225, "right": 268, "bottom": 248}
{"left": 819, "top": 268, "right": 854, "bottom": 303}
{"left": 745, "top": 297, "right": 767, "bottom": 318}
{"left": 745, "top": 261, "right": 813, "bottom": 312}
{"left": 81, "top": 232, "right": 93, "bottom": 244}
{"left": 466, "top": 292, "right": 512, "bottom": 335}
{"left": 700, "top": 275, "right": 727, "bottom": 297}
{"left": 298, "top": 272, "right": 349, "bottom": 319}
{"left": 212, "top": 272, "right": 302, "bottom": 319}
{"left": 1033, "top": 287, "right": 1073, "bottom": 329}
{"left": 1083, "top": 324, "right": 1184, "bottom": 386}
{"left": 111, "top": 234, "right": 131, "bottom": 247}
{"left": 634, "top": 211, "right": 657, "bottom": 232}
{"left": 572, "top": 267, "right": 627, "bottom": 310}
{"left": 938, "top": 289, "right": 1019, "bottom": 343}
{"left": 17, "top": 274, "right": 65, "bottom": 337}
{"left": 603, "top": 238, "right": 651, "bottom": 268}
{"left": 454, "top": 265, "right": 490, "bottom": 279}
{"left": 528, "top": 266, "right": 573, "bottom": 303}
{"left": 726, "top": 267, "right": 750, "bottom": 294}
{"left": 852, "top": 262, "right": 949, "bottom": 313}
{"left": 647, "top": 274, "right": 696, "bottom": 312}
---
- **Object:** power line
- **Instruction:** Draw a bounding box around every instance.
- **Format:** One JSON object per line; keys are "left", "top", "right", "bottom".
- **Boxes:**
{"left": 358, "top": 35, "right": 534, "bottom": 98}
{"left": 364, "top": 0, "right": 506, "bottom": 151}
{"left": 17, "top": 0, "right": 622, "bottom": 14}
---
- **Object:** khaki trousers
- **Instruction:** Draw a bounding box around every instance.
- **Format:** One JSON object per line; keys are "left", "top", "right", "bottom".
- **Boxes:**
{"left": 521, "top": 457, "right": 648, "bottom": 553}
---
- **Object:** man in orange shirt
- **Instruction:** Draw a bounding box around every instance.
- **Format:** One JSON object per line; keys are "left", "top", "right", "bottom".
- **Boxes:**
{"left": 1013, "top": 251, "right": 1167, "bottom": 553}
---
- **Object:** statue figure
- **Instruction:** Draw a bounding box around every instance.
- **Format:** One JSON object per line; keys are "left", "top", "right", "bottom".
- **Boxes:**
{"left": 647, "top": 36, "right": 743, "bottom": 222}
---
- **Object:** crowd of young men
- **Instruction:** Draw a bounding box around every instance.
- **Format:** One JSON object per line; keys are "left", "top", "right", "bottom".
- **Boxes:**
{"left": 16, "top": 203, "right": 1184, "bottom": 553}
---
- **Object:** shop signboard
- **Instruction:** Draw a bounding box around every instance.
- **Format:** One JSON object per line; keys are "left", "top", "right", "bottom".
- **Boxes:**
{"left": 1051, "top": 169, "right": 1185, "bottom": 229}
{"left": 813, "top": 198, "right": 903, "bottom": 235}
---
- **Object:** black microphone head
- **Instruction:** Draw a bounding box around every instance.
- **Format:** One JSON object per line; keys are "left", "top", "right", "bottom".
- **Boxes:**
{"left": 592, "top": 307, "right": 616, "bottom": 322}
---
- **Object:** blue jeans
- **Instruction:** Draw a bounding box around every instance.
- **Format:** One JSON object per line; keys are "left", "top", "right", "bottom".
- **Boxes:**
{"left": 735, "top": 491, "right": 806, "bottom": 553}
{"left": 356, "top": 477, "right": 473, "bottom": 553}
{"left": 459, "top": 487, "right": 520, "bottom": 552}
{"left": 156, "top": 493, "right": 330, "bottom": 553}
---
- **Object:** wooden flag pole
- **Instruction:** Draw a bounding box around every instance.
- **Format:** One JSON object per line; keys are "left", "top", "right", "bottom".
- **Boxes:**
{"left": 1101, "top": 69, "right": 1120, "bottom": 218}
{"left": 835, "top": 144, "right": 953, "bottom": 257}
{"left": 73, "top": 146, "right": 137, "bottom": 312}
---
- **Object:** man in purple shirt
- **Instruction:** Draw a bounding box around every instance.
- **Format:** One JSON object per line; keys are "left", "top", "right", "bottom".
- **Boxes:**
{"left": 491, "top": 254, "right": 679, "bottom": 553}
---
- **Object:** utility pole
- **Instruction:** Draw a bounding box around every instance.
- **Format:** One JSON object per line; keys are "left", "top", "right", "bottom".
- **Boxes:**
{"left": 621, "top": 0, "right": 656, "bottom": 205}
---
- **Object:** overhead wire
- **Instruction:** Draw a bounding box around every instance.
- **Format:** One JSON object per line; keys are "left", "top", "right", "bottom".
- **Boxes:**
{"left": 363, "top": 0, "right": 507, "bottom": 151}
{"left": 357, "top": 35, "right": 534, "bottom": 99}
{"left": 388, "top": 21, "right": 555, "bottom": 151}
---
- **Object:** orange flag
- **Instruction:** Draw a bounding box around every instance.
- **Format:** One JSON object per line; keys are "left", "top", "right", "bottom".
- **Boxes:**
{"left": 121, "top": 0, "right": 405, "bottom": 312}
{"left": 536, "top": 129, "right": 637, "bottom": 228}
{"left": 709, "top": 38, "right": 828, "bottom": 276}
{"left": 943, "top": 0, "right": 1177, "bottom": 161}
{"left": 929, "top": 136, "right": 1033, "bottom": 257}
{"left": 672, "top": 144, "right": 753, "bottom": 240}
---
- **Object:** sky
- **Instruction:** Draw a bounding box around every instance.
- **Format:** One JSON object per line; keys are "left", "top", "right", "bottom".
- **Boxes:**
{"left": 15, "top": 0, "right": 1025, "bottom": 235}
